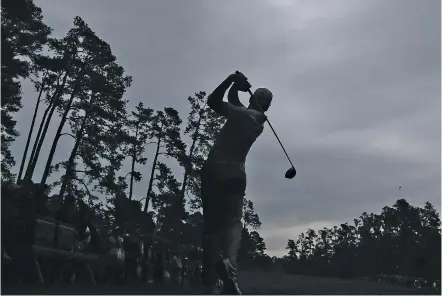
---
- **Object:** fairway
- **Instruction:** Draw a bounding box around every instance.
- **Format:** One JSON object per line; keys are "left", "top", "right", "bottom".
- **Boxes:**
{"left": 2, "top": 270, "right": 433, "bottom": 295}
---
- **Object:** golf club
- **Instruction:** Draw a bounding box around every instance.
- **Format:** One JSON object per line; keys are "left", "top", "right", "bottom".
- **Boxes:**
{"left": 246, "top": 88, "right": 297, "bottom": 179}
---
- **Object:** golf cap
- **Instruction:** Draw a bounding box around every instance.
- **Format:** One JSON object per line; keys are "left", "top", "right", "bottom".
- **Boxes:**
{"left": 253, "top": 88, "right": 273, "bottom": 102}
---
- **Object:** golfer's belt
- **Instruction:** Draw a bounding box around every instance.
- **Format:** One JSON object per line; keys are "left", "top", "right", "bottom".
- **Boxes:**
{"left": 209, "top": 160, "right": 246, "bottom": 172}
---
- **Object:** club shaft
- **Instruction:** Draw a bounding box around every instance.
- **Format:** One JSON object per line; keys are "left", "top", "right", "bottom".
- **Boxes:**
{"left": 247, "top": 89, "right": 295, "bottom": 169}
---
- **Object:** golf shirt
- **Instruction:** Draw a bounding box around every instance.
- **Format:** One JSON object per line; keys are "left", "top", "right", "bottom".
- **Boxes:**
{"left": 206, "top": 104, "right": 266, "bottom": 170}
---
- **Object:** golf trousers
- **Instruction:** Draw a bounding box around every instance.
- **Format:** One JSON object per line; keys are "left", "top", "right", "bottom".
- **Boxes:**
{"left": 201, "top": 161, "right": 246, "bottom": 286}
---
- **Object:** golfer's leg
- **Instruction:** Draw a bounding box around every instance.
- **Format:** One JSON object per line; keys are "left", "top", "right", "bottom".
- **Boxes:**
{"left": 202, "top": 214, "right": 220, "bottom": 287}
{"left": 201, "top": 175, "right": 221, "bottom": 288}
{"left": 220, "top": 176, "right": 245, "bottom": 267}
{"left": 217, "top": 177, "right": 245, "bottom": 295}
{"left": 219, "top": 194, "right": 243, "bottom": 268}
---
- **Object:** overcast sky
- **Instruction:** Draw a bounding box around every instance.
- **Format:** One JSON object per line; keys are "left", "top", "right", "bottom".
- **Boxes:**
{"left": 13, "top": 0, "right": 441, "bottom": 257}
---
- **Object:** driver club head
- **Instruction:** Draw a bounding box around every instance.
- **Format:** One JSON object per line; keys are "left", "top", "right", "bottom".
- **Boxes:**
{"left": 285, "top": 167, "right": 296, "bottom": 179}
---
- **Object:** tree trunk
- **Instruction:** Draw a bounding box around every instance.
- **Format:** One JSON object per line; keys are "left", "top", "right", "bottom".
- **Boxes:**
{"left": 40, "top": 68, "right": 84, "bottom": 187}
{"left": 51, "top": 91, "right": 89, "bottom": 250}
{"left": 180, "top": 113, "right": 204, "bottom": 201}
{"left": 25, "top": 101, "right": 57, "bottom": 181}
{"left": 24, "top": 96, "right": 53, "bottom": 180}
{"left": 128, "top": 126, "right": 139, "bottom": 200}
{"left": 57, "top": 105, "right": 91, "bottom": 200}
{"left": 17, "top": 72, "right": 48, "bottom": 183}
{"left": 25, "top": 71, "right": 69, "bottom": 180}
{"left": 181, "top": 136, "right": 196, "bottom": 201}
{"left": 143, "top": 137, "right": 162, "bottom": 213}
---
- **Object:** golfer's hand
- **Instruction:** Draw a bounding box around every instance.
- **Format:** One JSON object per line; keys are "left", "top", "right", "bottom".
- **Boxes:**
{"left": 230, "top": 71, "right": 251, "bottom": 92}
{"left": 256, "top": 113, "right": 267, "bottom": 124}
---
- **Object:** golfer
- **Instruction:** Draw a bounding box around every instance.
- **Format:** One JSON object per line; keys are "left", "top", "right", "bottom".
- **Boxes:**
{"left": 201, "top": 71, "right": 272, "bottom": 294}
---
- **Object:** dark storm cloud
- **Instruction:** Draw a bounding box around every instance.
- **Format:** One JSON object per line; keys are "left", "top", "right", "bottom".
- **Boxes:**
{"left": 13, "top": 0, "right": 440, "bottom": 256}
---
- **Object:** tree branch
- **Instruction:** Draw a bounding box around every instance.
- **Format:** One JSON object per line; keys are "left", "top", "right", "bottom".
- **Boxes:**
{"left": 59, "top": 174, "right": 92, "bottom": 200}
{"left": 73, "top": 177, "right": 93, "bottom": 199}
{"left": 68, "top": 106, "right": 83, "bottom": 113}
{"left": 59, "top": 133, "right": 76, "bottom": 140}
{"left": 163, "top": 183, "right": 176, "bottom": 195}
{"left": 158, "top": 152, "right": 174, "bottom": 157}
{"left": 73, "top": 169, "right": 90, "bottom": 174}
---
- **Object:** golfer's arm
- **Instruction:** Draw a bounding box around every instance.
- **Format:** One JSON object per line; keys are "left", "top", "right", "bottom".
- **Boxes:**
{"left": 228, "top": 84, "right": 245, "bottom": 108}
{"left": 207, "top": 76, "right": 233, "bottom": 115}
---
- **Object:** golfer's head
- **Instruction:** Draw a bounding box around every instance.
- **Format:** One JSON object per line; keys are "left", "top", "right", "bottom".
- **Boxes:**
{"left": 250, "top": 88, "right": 273, "bottom": 112}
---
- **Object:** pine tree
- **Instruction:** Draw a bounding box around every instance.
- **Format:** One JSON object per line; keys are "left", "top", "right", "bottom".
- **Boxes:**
{"left": 143, "top": 107, "right": 186, "bottom": 212}
{"left": 284, "top": 199, "right": 441, "bottom": 285}
{"left": 24, "top": 24, "right": 85, "bottom": 181}
{"left": 23, "top": 58, "right": 70, "bottom": 180}
{"left": 124, "top": 102, "right": 154, "bottom": 200}
{"left": 154, "top": 162, "right": 187, "bottom": 244}
{"left": 1, "top": 0, "right": 51, "bottom": 182}
{"left": 242, "top": 198, "right": 262, "bottom": 230}
{"left": 181, "top": 91, "right": 226, "bottom": 209}
{"left": 17, "top": 69, "right": 58, "bottom": 182}
{"left": 39, "top": 16, "right": 131, "bottom": 190}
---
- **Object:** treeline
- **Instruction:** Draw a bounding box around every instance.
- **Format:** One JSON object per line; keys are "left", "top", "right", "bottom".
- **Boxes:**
{"left": 1, "top": 0, "right": 270, "bottom": 265}
{"left": 284, "top": 198, "right": 441, "bottom": 287}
